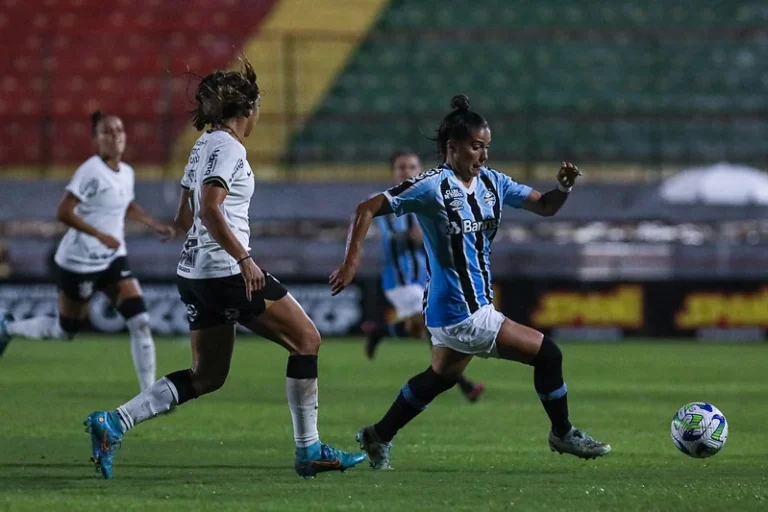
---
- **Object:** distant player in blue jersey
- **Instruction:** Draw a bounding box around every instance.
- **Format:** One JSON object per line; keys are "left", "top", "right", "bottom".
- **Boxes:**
{"left": 362, "top": 150, "right": 485, "bottom": 403}
{"left": 330, "top": 95, "right": 611, "bottom": 468}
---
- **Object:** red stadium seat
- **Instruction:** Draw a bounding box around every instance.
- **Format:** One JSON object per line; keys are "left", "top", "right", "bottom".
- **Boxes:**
{"left": 0, "top": 0, "right": 278, "bottom": 166}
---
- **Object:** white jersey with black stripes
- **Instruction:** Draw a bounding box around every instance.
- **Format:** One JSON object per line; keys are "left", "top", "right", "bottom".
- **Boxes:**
{"left": 177, "top": 131, "right": 254, "bottom": 279}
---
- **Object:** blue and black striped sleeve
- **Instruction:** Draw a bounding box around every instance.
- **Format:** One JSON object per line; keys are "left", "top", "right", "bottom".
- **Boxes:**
{"left": 382, "top": 170, "right": 439, "bottom": 216}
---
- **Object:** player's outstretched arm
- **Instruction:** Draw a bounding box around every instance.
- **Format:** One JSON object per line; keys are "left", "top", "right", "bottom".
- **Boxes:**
{"left": 522, "top": 161, "right": 582, "bottom": 217}
{"left": 56, "top": 192, "right": 120, "bottom": 249}
{"left": 126, "top": 201, "right": 177, "bottom": 240}
{"left": 329, "top": 194, "right": 392, "bottom": 296}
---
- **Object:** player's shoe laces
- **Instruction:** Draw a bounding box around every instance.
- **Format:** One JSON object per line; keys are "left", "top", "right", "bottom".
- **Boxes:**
{"left": 549, "top": 427, "right": 611, "bottom": 460}
{"left": 294, "top": 441, "right": 367, "bottom": 479}
{"left": 463, "top": 382, "right": 485, "bottom": 403}
{"left": 84, "top": 411, "right": 123, "bottom": 479}
{"left": 361, "top": 321, "right": 384, "bottom": 360}
{"left": 0, "top": 313, "right": 14, "bottom": 358}
{"left": 356, "top": 425, "right": 392, "bottom": 470}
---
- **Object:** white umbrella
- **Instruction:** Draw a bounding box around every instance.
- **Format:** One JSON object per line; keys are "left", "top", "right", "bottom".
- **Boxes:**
{"left": 659, "top": 163, "right": 768, "bottom": 206}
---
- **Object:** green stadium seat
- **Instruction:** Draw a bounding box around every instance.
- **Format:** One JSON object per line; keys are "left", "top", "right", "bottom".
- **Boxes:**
{"left": 290, "top": 0, "right": 768, "bottom": 164}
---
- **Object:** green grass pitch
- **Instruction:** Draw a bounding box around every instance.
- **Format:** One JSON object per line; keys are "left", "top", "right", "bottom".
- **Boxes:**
{"left": 0, "top": 337, "right": 766, "bottom": 511}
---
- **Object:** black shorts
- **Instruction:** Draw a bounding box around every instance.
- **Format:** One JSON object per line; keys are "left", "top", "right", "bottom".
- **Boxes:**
{"left": 57, "top": 257, "right": 134, "bottom": 302}
{"left": 177, "top": 273, "right": 288, "bottom": 330}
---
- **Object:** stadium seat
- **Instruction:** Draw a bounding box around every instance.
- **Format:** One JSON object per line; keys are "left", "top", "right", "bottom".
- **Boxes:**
{"left": 0, "top": 0, "right": 275, "bottom": 166}
{"left": 290, "top": 1, "right": 768, "bottom": 164}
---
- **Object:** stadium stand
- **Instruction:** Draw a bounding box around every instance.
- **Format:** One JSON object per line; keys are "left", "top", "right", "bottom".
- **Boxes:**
{"left": 0, "top": 0, "right": 277, "bottom": 167}
{"left": 290, "top": 1, "right": 768, "bottom": 164}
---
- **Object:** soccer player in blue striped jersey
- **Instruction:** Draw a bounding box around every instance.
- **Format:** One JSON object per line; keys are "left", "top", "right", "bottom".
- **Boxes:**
{"left": 362, "top": 150, "right": 485, "bottom": 402}
{"left": 330, "top": 95, "right": 611, "bottom": 468}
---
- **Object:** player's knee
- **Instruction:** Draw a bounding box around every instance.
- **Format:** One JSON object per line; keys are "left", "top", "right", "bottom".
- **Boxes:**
{"left": 59, "top": 316, "right": 84, "bottom": 340}
{"left": 293, "top": 324, "right": 321, "bottom": 355}
{"left": 530, "top": 336, "right": 562, "bottom": 368}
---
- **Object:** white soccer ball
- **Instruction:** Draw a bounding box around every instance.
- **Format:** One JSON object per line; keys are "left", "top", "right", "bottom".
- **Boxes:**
{"left": 670, "top": 402, "right": 728, "bottom": 458}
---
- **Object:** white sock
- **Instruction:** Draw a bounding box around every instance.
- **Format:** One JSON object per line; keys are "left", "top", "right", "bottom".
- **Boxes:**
{"left": 125, "top": 312, "right": 156, "bottom": 391}
{"left": 116, "top": 376, "right": 178, "bottom": 433}
{"left": 6, "top": 316, "right": 67, "bottom": 340}
{"left": 287, "top": 377, "right": 320, "bottom": 448}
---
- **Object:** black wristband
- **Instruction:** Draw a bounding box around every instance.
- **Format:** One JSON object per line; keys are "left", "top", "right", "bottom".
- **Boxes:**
{"left": 236, "top": 255, "right": 252, "bottom": 265}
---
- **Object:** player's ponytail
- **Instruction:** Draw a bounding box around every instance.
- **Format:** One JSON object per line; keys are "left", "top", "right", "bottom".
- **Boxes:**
{"left": 433, "top": 94, "right": 488, "bottom": 161}
{"left": 192, "top": 74, "right": 225, "bottom": 131}
{"left": 192, "top": 57, "right": 260, "bottom": 131}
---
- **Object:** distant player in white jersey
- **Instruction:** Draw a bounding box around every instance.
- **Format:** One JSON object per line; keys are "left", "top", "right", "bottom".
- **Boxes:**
{"left": 0, "top": 111, "right": 176, "bottom": 392}
{"left": 83, "top": 59, "right": 366, "bottom": 480}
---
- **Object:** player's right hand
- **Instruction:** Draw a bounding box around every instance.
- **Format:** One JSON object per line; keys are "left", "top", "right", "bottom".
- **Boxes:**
{"left": 98, "top": 233, "right": 121, "bottom": 249}
{"left": 329, "top": 263, "right": 356, "bottom": 296}
{"left": 239, "top": 257, "right": 265, "bottom": 300}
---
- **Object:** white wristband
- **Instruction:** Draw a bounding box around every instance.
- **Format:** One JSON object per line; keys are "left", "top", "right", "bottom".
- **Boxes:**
{"left": 557, "top": 183, "right": 573, "bottom": 193}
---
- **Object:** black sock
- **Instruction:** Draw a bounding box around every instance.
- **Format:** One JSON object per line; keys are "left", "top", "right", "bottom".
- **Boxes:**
{"left": 373, "top": 367, "right": 456, "bottom": 442}
{"left": 530, "top": 337, "right": 572, "bottom": 438}
{"left": 165, "top": 369, "right": 200, "bottom": 405}
{"left": 286, "top": 354, "right": 318, "bottom": 379}
{"left": 456, "top": 374, "right": 475, "bottom": 394}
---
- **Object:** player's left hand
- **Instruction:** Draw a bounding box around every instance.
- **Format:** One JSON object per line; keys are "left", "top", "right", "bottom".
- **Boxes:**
{"left": 557, "top": 161, "right": 582, "bottom": 188}
{"left": 329, "top": 263, "right": 356, "bottom": 296}
{"left": 154, "top": 223, "right": 178, "bottom": 241}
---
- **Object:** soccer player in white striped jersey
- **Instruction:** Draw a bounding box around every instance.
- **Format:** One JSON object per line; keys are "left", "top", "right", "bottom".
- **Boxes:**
{"left": 83, "top": 59, "right": 366, "bottom": 480}
{"left": 0, "top": 111, "right": 176, "bottom": 392}
{"left": 331, "top": 95, "right": 611, "bottom": 469}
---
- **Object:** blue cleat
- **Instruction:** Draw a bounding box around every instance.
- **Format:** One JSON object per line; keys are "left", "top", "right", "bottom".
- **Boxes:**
{"left": 0, "top": 313, "right": 14, "bottom": 358}
{"left": 294, "top": 441, "right": 367, "bottom": 479}
{"left": 84, "top": 411, "right": 123, "bottom": 479}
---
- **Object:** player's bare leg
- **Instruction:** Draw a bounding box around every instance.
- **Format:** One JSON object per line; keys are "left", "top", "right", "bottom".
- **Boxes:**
{"left": 358, "top": 346, "right": 472, "bottom": 469}
{"left": 244, "top": 293, "right": 366, "bottom": 478}
{"left": 104, "top": 278, "right": 156, "bottom": 391}
{"left": 1, "top": 293, "right": 88, "bottom": 358}
{"left": 494, "top": 318, "right": 610, "bottom": 459}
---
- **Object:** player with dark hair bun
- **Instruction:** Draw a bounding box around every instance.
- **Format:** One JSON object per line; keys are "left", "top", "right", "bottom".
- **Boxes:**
{"left": 0, "top": 111, "right": 176, "bottom": 394}
{"left": 331, "top": 94, "right": 611, "bottom": 469}
{"left": 84, "top": 59, "right": 366, "bottom": 480}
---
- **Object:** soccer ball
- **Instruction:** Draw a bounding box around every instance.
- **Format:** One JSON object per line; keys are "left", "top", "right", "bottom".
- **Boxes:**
{"left": 670, "top": 402, "right": 728, "bottom": 458}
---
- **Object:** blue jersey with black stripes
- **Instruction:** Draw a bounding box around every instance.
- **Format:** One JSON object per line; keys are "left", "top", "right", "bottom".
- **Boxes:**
{"left": 383, "top": 164, "right": 532, "bottom": 328}
{"left": 375, "top": 212, "right": 429, "bottom": 291}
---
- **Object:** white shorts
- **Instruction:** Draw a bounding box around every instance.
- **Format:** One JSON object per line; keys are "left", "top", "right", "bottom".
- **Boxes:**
{"left": 428, "top": 305, "right": 506, "bottom": 359}
{"left": 384, "top": 284, "right": 425, "bottom": 320}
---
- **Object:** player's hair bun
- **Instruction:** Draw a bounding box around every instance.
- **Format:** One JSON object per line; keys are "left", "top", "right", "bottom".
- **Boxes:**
{"left": 450, "top": 94, "right": 470, "bottom": 111}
